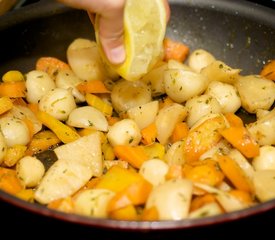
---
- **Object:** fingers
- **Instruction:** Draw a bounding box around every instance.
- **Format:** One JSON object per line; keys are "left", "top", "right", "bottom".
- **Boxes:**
{"left": 58, "top": 0, "right": 170, "bottom": 65}
{"left": 98, "top": 0, "right": 126, "bottom": 65}
{"left": 163, "top": 0, "right": 171, "bottom": 23}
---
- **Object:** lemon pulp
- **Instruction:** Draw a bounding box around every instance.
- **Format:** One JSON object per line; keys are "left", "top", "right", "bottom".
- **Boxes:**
{"left": 95, "top": 0, "right": 167, "bottom": 81}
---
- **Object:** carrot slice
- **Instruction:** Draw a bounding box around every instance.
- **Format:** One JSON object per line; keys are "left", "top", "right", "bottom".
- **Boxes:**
{"left": 224, "top": 112, "right": 243, "bottom": 127}
{"left": 184, "top": 115, "right": 227, "bottom": 162}
{"left": 220, "top": 126, "right": 259, "bottom": 158}
{"left": 113, "top": 145, "right": 148, "bottom": 169}
{"left": 36, "top": 57, "right": 70, "bottom": 79}
{"left": 0, "top": 96, "right": 13, "bottom": 115}
{"left": 108, "top": 180, "right": 152, "bottom": 212}
{"left": 217, "top": 156, "right": 253, "bottom": 193}
{"left": 0, "top": 167, "right": 23, "bottom": 195}
{"left": 163, "top": 37, "right": 189, "bottom": 62}
{"left": 0, "top": 81, "right": 26, "bottom": 98}
{"left": 141, "top": 123, "right": 157, "bottom": 145}
{"left": 77, "top": 80, "right": 110, "bottom": 94}
{"left": 141, "top": 206, "right": 159, "bottom": 221}
{"left": 171, "top": 121, "right": 189, "bottom": 143}
{"left": 260, "top": 60, "right": 275, "bottom": 81}
{"left": 109, "top": 204, "right": 138, "bottom": 220}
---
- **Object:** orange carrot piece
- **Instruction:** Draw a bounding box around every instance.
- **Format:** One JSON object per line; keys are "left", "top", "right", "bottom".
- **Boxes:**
{"left": 36, "top": 57, "right": 70, "bottom": 79}
{"left": 229, "top": 189, "right": 254, "bottom": 204}
{"left": 84, "top": 177, "right": 102, "bottom": 189}
{"left": 27, "top": 103, "right": 39, "bottom": 114}
{"left": 260, "top": 60, "right": 275, "bottom": 81}
{"left": 185, "top": 160, "right": 224, "bottom": 187}
{"left": 113, "top": 145, "right": 148, "bottom": 169}
{"left": 171, "top": 121, "right": 189, "bottom": 143}
{"left": 141, "top": 123, "right": 157, "bottom": 145}
{"left": 25, "top": 130, "right": 61, "bottom": 156}
{"left": 184, "top": 115, "right": 227, "bottom": 162}
{"left": 163, "top": 37, "right": 189, "bottom": 62}
{"left": 77, "top": 80, "right": 110, "bottom": 94}
{"left": 106, "top": 116, "right": 120, "bottom": 126}
{"left": 165, "top": 164, "right": 183, "bottom": 180}
{"left": 0, "top": 167, "right": 23, "bottom": 195}
{"left": 224, "top": 112, "right": 244, "bottom": 127}
{"left": 108, "top": 180, "right": 152, "bottom": 212}
{"left": 0, "top": 96, "right": 13, "bottom": 115}
{"left": 78, "top": 128, "right": 97, "bottom": 137}
{"left": 220, "top": 126, "right": 259, "bottom": 158}
{"left": 140, "top": 206, "right": 159, "bottom": 221}
{"left": 109, "top": 204, "right": 138, "bottom": 220}
{"left": 190, "top": 194, "right": 217, "bottom": 212}
{"left": 217, "top": 156, "right": 253, "bottom": 193}
{"left": 47, "top": 196, "right": 74, "bottom": 213}
{"left": 0, "top": 81, "right": 26, "bottom": 98}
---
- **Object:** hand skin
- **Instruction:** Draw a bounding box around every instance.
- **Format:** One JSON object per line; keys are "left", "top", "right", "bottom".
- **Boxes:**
{"left": 58, "top": 0, "right": 170, "bottom": 65}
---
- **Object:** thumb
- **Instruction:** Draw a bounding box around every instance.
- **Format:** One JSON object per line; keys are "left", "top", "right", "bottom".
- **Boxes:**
{"left": 98, "top": 7, "right": 126, "bottom": 65}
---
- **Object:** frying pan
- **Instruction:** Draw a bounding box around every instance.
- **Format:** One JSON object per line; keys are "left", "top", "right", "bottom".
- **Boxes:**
{"left": 0, "top": 0, "right": 275, "bottom": 233}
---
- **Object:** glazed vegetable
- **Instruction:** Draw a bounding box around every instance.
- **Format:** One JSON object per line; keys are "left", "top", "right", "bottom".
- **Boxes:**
{"left": 0, "top": 37, "right": 274, "bottom": 222}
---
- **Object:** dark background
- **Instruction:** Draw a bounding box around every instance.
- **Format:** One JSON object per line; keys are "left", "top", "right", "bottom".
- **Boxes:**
{"left": 0, "top": 1, "right": 274, "bottom": 239}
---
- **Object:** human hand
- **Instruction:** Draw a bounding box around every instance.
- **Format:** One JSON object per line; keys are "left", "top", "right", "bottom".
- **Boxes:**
{"left": 58, "top": 0, "right": 170, "bottom": 65}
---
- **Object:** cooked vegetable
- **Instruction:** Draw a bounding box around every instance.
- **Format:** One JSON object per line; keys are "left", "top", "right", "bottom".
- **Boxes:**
{"left": 235, "top": 75, "right": 275, "bottom": 113}
{"left": 252, "top": 146, "right": 275, "bottom": 171}
{"left": 220, "top": 125, "right": 260, "bottom": 158}
{"left": 16, "top": 156, "right": 45, "bottom": 188}
{"left": 146, "top": 179, "right": 193, "bottom": 220}
{"left": 113, "top": 145, "right": 148, "bottom": 169}
{"left": 35, "top": 132, "right": 102, "bottom": 204}
{"left": 73, "top": 189, "right": 115, "bottom": 217}
{"left": 188, "top": 49, "right": 216, "bottom": 73}
{"left": 3, "top": 144, "right": 27, "bottom": 167}
{"left": 163, "top": 37, "right": 189, "bottom": 62}
{"left": 127, "top": 101, "right": 159, "bottom": 130}
{"left": 36, "top": 110, "right": 80, "bottom": 144}
{"left": 36, "top": 57, "right": 70, "bottom": 79}
{"left": 139, "top": 159, "right": 169, "bottom": 186}
{"left": 201, "top": 60, "right": 241, "bottom": 84}
{"left": 2, "top": 70, "right": 24, "bottom": 83}
{"left": 164, "top": 69, "right": 208, "bottom": 103}
{"left": 205, "top": 81, "right": 241, "bottom": 113}
{"left": 107, "top": 119, "right": 141, "bottom": 146}
{"left": 67, "top": 38, "right": 106, "bottom": 81}
{"left": 260, "top": 60, "right": 275, "bottom": 81}
{"left": 111, "top": 79, "right": 151, "bottom": 114}
{"left": 0, "top": 116, "right": 30, "bottom": 147}
{"left": 25, "top": 70, "right": 55, "bottom": 104}
{"left": 0, "top": 167, "right": 23, "bottom": 195}
{"left": 0, "top": 96, "right": 13, "bottom": 115}
{"left": 185, "top": 94, "right": 222, "bottom": 127}
{"left": 155, "top": 103, "right": 187, "bottom": 144}
{"left": 0, "top": 132, "right": 7, "bottom": 165}
{"left": 66, "top": 106, "right": 108, "bottom": 132}
{"left": 76, "top": 80, "right": 110, "bottom": 94}
{"left": 0, "top": 81, "right": 26, "bottom": 98}
{"left": 85, "top": 93, "right": 113, "bottom": 116}
{"left": 38, "top": 88, "right": 76, "bottom": 121}
{"left": 1, "top": 37, "right": 275, "bottom": 221}
{"left": 253, "top": 170, "right": 275, "bottom": 202}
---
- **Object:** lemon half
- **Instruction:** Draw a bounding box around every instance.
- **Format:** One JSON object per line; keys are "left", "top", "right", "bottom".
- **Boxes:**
{"left": 95, "top": 0, "right": 167, "bottom": 81}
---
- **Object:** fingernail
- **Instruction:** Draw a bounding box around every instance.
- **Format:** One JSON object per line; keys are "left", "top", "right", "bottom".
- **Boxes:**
{"left": 108, "top": 45, "right": 126, "bottom": 65}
